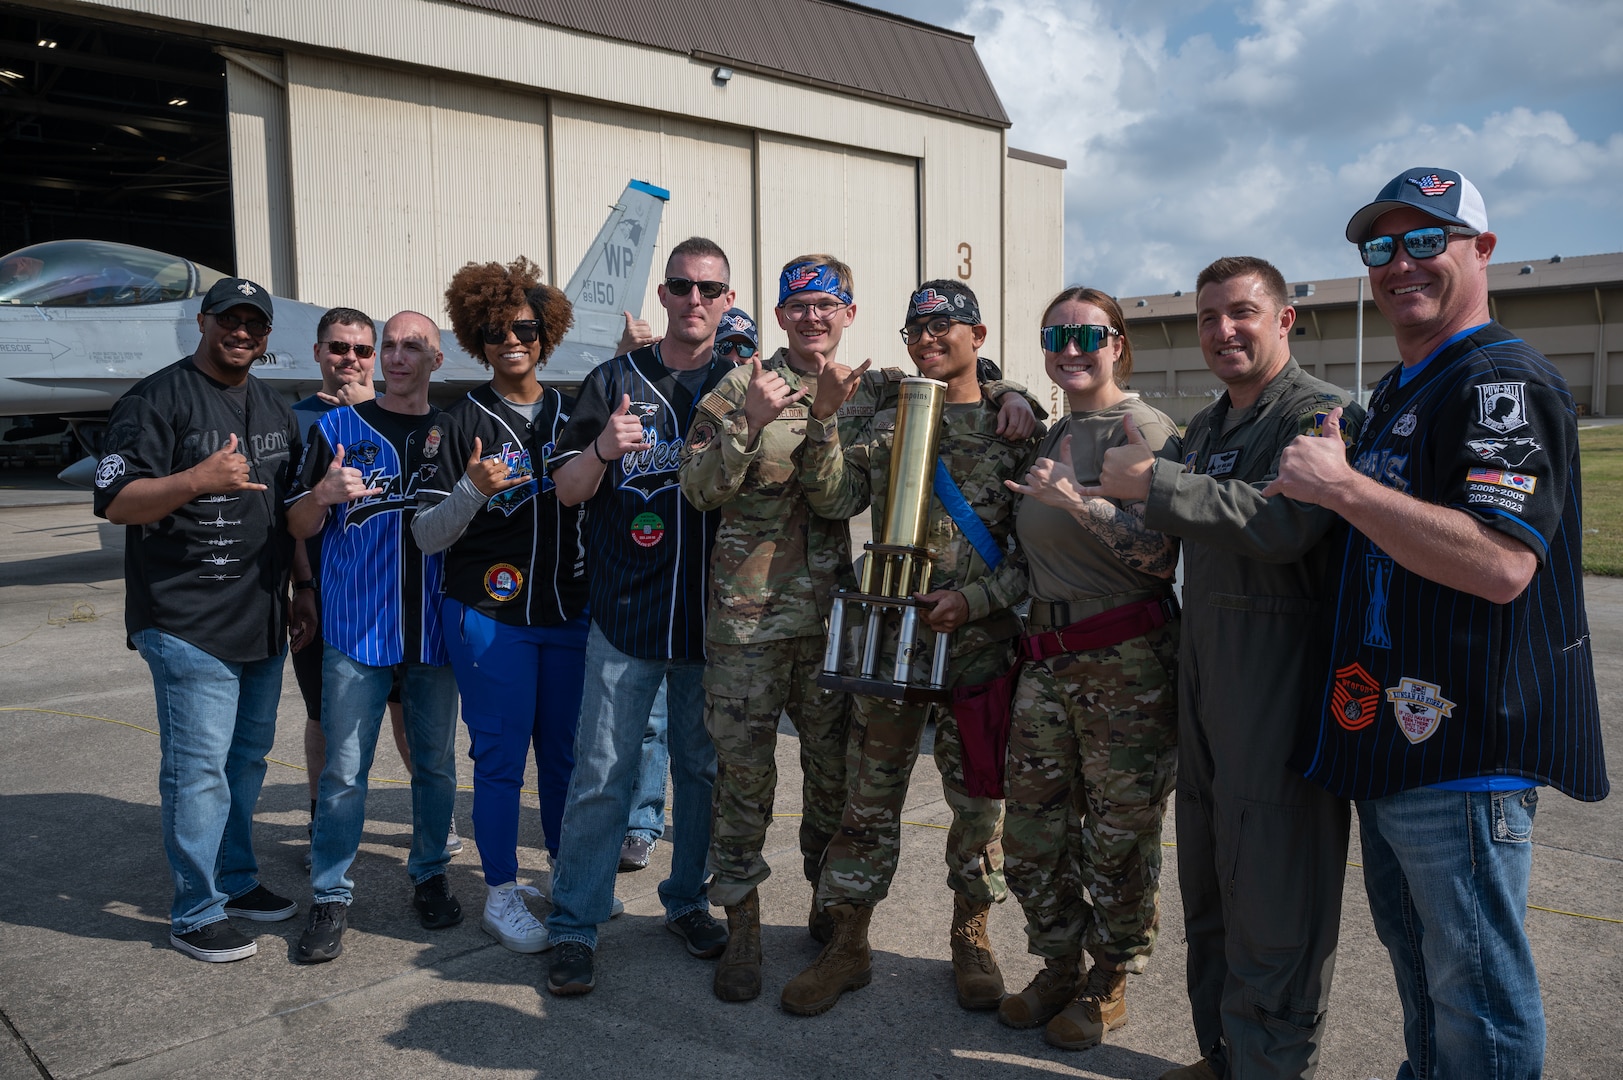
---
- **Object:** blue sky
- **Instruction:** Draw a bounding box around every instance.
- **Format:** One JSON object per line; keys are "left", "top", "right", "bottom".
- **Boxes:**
{"left": 867, "top": 0, "right": 1623, "bottom": 296}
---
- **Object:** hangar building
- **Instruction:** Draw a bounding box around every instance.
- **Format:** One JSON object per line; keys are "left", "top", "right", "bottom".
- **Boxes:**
{"left": 0, "top": 0, "right": 1065, "bottom": 388}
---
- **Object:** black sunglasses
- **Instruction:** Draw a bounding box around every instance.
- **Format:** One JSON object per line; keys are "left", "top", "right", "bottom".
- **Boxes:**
{"left": 665, "top": 276, "right": 729, "bottom": 300}
{"left": 716, "top": 339, "right": 756, "bottom": 359}
{"left": 1360, "top": 226, "right": 1477, "bottom": 267}
{"left": 213, "top": 311, "right": 271, "bottom": 336}
{"left": 323, "top": 340, "right": 375, "bottom": 359}
{"left": 481, "top": 320, "right": 542, "bottom": 345}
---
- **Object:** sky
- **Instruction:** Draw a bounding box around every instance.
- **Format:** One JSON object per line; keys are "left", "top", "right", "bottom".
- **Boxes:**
{"left": 866, "top": 0, "right": 1623, "bottom": 296}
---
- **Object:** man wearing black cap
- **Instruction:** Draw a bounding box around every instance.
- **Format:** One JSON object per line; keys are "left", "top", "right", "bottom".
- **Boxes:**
{"left": 94, "top": 277, "right": 305, "bottom": 963}
{"left": 1268, "top": 168, "right": 1606, "bottom": 1080}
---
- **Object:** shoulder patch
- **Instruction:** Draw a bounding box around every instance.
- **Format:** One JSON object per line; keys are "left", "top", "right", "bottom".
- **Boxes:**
{"left": 698, "top": 391, "right": 735, "bottom": 419}
{"left": 882, "top": 367, "right": 907, "bottom": 383}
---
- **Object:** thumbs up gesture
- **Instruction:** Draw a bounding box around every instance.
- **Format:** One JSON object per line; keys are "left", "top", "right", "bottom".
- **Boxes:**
{"left": 314, "top": 442, "right": 384, "bottom": 506}
{"left": 594, "top": 394, "right": 653, "bottom": 463}
{"left": 466, "top": 436, "right": 531, "bottom": 498}
{"left": 191, "top": 432, "right": 268, "bottom": 494}
{"left": 1077, "top": 414, "right": 1156, "bottom": 501}
{"left": 1261, "top": 406, "right": 1349, "bottom": 503}
{"left": 743, "top": 355, "right": 809, "bottom": 440}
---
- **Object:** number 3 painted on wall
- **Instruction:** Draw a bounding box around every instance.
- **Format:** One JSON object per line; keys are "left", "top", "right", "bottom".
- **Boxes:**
{"left": 957, "top": 242, "right": 972, "bottom": 280}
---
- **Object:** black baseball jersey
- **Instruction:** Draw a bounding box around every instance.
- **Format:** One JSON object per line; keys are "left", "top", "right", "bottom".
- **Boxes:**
{"left": 417, "top": 385, "right": 588, "bottom": 627}
{"left": 91, "top": 356, "right": 300, "bottom": 663}
{"left": 548, "top": 344, "right": 734, "bottom": 659}
{"left": 1299, "top": 323, "right": 1607, "bottom": 801}
{"left": 289, "top": 400, "right": 446, "bottom": 666}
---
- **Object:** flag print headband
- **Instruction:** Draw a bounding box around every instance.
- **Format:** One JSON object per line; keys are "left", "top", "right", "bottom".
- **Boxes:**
{"left": 778, "top": 263, "right": 852, "bottom": 306}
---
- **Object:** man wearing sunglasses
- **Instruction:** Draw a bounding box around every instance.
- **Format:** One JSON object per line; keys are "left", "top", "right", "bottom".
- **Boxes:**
{"left": 543, "top": 237, "right": 738, "bottom": 995}
{"left": 93, "top": 277, "right": 304, "bottom": 962}
{"left": 1267, "top": 168, "right": 1605, "bottom": 1080}
{"left": 1080, "top": 256, "right": 1362, "bottom": 1080}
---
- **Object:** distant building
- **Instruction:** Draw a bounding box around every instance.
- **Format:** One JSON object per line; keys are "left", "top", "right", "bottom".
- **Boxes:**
{"left": 1116, "top": 252, "right": 1623, "bottom": 422}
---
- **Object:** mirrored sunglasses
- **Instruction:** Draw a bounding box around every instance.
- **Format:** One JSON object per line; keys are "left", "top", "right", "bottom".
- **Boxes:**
{"left": 1040, "top": 323, "right": 1119, "bottom": 353}
{"left": 716, "top": 339, "right": 756, "bottom": 359}
{"left": 1360, "top": 226, "right": 1478, "bottom": 268}
{"left": 323, "top": 340, "right": 375, "bottom": 359}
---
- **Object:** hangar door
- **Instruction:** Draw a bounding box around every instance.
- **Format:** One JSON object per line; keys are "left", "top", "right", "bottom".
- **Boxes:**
{"left": 281, "top": 55, "right": 549, "bottom": 321}
{"left": 549, "top": 100, "right": 755, "bottom": 323}
{"left": 757, "top": 136, "right": 919, "bottom": 369}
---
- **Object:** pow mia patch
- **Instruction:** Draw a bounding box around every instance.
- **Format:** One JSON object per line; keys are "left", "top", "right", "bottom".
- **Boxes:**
{"left": 1207, "top": 449, "right": 1240, "bottom": 476}
{"left": 94, "top": 454, "right": 127, "bottom": 489}
{"left": 1476, "top": 382, "right": 1528, "bottom": 435}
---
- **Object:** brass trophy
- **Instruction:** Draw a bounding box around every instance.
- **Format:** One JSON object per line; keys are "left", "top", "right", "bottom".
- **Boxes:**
{"left": 819, "top": 377, "right": 952, "bottom": 702}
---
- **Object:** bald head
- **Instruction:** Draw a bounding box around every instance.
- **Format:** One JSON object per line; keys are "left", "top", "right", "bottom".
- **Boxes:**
{"left": 377, "top": 310, "right": 442, "bottom": 415}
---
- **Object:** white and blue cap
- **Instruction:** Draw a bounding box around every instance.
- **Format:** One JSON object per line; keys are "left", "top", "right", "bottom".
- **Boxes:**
{"left": 717, "top": 307, "right": 758, "bottom": 348}
{"left": 1345, "top": 167, "right": 1490, "bottom": 242}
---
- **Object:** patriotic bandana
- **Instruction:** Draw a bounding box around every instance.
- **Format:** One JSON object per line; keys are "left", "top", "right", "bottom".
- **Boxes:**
{"left": 778, "top": 263, "right": 852, "bottom": 306}
{"left": 905, "top": 282, "right": 981, "bottom": 326}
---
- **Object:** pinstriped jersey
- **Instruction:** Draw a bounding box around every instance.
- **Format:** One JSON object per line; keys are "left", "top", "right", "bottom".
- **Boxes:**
{"left": 289, "top": 400, "right": 446, "bottom": 667}
{"left": 1300, "top": 323, "right": 1606, "bottom": 801}
{"left": 548, "top": 345, "right": 734, "bottom": 660}
{"left": 416, "top": 385, "right": 588, "bottom": 627}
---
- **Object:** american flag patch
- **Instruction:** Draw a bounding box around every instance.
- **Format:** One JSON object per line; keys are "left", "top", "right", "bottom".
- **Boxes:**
{"left": 1407, "top": 174, "right": 1456, "bottom": 196}
{"left": 1467, "top": 468, "right": 1536, "bottom": 494}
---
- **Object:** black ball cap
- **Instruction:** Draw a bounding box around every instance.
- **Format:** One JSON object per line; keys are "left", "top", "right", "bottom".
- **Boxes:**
{"left": 200, "top": 277, "right": 274, "bottom": 322}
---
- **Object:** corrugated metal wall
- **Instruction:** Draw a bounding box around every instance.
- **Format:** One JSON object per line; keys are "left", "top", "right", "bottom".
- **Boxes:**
{"left": 756, "top": 134, "right": 918, "bottom": 368}
{"left": 224, "top": 53, "right": 293, "bottom": 294}
{"left": 1001, "top": 153, "right": 1066, "bottom": 412}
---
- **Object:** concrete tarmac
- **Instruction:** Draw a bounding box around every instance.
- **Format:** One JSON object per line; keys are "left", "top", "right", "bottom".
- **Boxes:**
{"left": 1, "top": 492, "right": 1618, "bottom": 1080}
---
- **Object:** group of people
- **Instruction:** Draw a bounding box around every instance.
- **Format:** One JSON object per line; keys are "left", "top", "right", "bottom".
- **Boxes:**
{"left": 93, "top": 165, "right": 1604, "bottom": 1080}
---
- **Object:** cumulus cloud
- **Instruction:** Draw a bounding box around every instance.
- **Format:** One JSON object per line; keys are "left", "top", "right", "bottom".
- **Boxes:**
{"left": 925, "top": 0, "right": 1623, "bottom": 293}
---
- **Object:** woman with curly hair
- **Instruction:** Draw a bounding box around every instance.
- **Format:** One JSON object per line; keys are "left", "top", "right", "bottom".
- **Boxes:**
{"left": 413, "top": 256, "right": 603, "bottom": 952}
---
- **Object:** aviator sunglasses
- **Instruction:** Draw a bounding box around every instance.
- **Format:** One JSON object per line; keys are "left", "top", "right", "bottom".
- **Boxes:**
{"left": 1040, "top": 323, "right": 1120, "bottom": 353}
{"left": 323, "top": 340, "right": 375, "bottom": 359}
{"left": 664, "top": 276, "right": 730, "bottom": 300}
{"left": 481, "top": 320, "right": 541, "bottom": 345}
{"left": 1359, "top": 225, "right": 1478, "bottom": 268}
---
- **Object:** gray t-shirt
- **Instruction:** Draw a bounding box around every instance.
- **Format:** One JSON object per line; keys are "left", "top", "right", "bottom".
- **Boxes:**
{"left": 1015, "top": 396, "right": 1178, "bottom": 604}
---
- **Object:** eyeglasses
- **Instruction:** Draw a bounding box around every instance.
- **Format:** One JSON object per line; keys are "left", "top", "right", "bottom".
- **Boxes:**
{"left": 322, "top": 340, "right": 375, "bottom": 359}
{"left": 781, "top": 299, "right": 846, "bottom": 321}
{"left": 664, "top": 277, "right": 729, "bottom": 300}
{"left": 716, "top": 339, "right": 756, "bottom": 359}
{"left": 212, "top": 312, "right": 271, "bottom": 336}
{"left": 1359, "top": 226, "right": 1478, "bottom": 267}
{"left": 481, "top": 320, "right": 541, "bottom": 345}
{"left": 1040, "top": 324, "right": 1120, "bottom": 353}
{"left": 900, "top": 316, "right": 956, "bottom": 344}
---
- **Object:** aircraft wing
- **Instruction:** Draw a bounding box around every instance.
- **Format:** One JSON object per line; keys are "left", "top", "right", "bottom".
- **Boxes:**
{"left": 541, "top": 179, "right": 669, "bottom": 384}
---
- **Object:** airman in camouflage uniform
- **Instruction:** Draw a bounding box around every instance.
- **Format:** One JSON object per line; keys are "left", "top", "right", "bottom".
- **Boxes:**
{"left": 782, "top": 279, "right": 1043, "bottom": 1018}
{"left": 681, "top": 259, "right": 1039, "bottom": 1004}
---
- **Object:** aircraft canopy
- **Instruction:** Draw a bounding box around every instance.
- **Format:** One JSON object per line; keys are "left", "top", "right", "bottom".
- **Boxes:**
{"left": 0, "top": 240, "right": 228, "bottom": 308}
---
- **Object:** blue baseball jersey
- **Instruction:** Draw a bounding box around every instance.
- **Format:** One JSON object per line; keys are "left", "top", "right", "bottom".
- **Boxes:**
{"left": 548, "top": 344, "right": 735, "bottom": 659}
{"left": 289, "top": 400, "right": 447, "bottom": 667}
{"left": 1299, "top": 323, "right": 1606, "bottom": 801}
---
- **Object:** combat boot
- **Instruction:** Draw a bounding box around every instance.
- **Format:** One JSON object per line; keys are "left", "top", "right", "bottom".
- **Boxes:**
{"left": 949, "top": 892, "right": 1005, "bottom": 1010}
{"left": 780, "top": 903, "right": 872, "bottom": 1016}
{"left": 808, "top": 893, "right": 833, "bottom": 944}
{"left": 713, "top": 889, "right": 762, "bottom": 1002}
{"left": 997, "top": 954, "right": 1083, "bottom": 1028}
{"left": 1044, "top": 959, "right": 1127, "bottom": 1050}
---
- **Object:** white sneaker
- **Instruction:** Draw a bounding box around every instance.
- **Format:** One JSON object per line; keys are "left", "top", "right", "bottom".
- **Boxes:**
{"left": 534, "top": 863, "right": 623, "bottom": 919}
{"left": 445, "top": 817, "right": 463, "bottom": 857}
{"left": 482, "top": 882, "right": 547, "bottom": 953}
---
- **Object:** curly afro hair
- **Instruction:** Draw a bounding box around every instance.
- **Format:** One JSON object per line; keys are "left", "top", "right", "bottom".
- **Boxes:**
{"left": 444, "top": 256, "right": 574, "bottom": 367}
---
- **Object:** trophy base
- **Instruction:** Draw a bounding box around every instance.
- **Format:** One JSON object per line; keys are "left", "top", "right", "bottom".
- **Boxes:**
{"left": 817, "top": 673, "right": 949, "bottom": 704}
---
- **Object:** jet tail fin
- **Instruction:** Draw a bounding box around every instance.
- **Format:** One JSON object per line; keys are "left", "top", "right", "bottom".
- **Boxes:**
{"left": 557, "top": 179, "right": 668, "bottom": 358}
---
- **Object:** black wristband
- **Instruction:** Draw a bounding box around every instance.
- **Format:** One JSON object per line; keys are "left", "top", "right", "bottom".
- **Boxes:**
{"left": 293, "top": 579, "right": 317, "bottom": 592}
{"left": 592, "top": 439, "right": 610, "bottom": 465}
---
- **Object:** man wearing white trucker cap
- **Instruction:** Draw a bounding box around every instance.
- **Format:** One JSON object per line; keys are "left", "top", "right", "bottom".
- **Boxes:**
{"left": 1267, "top": 167, "right": 1607, "bottom": 1080}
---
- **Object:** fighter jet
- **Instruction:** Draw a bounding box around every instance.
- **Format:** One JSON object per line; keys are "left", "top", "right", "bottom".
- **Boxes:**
{"left": 0, "top": 179, "right": 668, "bottom": 472}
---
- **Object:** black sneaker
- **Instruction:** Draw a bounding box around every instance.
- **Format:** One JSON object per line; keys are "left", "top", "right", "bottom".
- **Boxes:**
{"left": 618, "top": 835, "right": 651, "bottom": 873}
{"left": 412, "top": 874, "right": 464, "bottom": 930}
{"left": 667, "top": 907, "right": 728, "bottom": 959}
{"left": 295, "top": 901, "right": 348, "bottom": 964}
{"left": 224, "top": 884, "right": 298, "bottom": 922}
{"left": 547, "top": 941, "right": 595, "bottom": 995}
{"left": 170, "top": 921, "right": 257, "bottom": 963}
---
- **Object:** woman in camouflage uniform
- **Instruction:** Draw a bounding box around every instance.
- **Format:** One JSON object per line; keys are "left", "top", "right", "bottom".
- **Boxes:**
{"left": 1000, "top": 288, "right": 1182, "bottom": 1051}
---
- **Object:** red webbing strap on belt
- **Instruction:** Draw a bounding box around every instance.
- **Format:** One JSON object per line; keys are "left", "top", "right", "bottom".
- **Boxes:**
{"left": 1022, "top": 595, "right": 1179, "bottom": 662}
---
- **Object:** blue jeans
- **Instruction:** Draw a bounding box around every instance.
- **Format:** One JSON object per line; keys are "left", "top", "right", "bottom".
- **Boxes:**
{"left": 627, "top": 681, "right": 669, "bottom": 845}
{"left": 310, "top": 648, "right": 459, "bottom": 904}
{"left": 547, "top": 622, "right": 715, "bottom": 949}
{"left": 1358, "top": 786, "right": 1544, "bottom": 1080}
{"left": 442, "top": 599, "right": 587, "bottom": 884}
{"left": 133, "top": 628, "right": 284, "bottom": 934}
